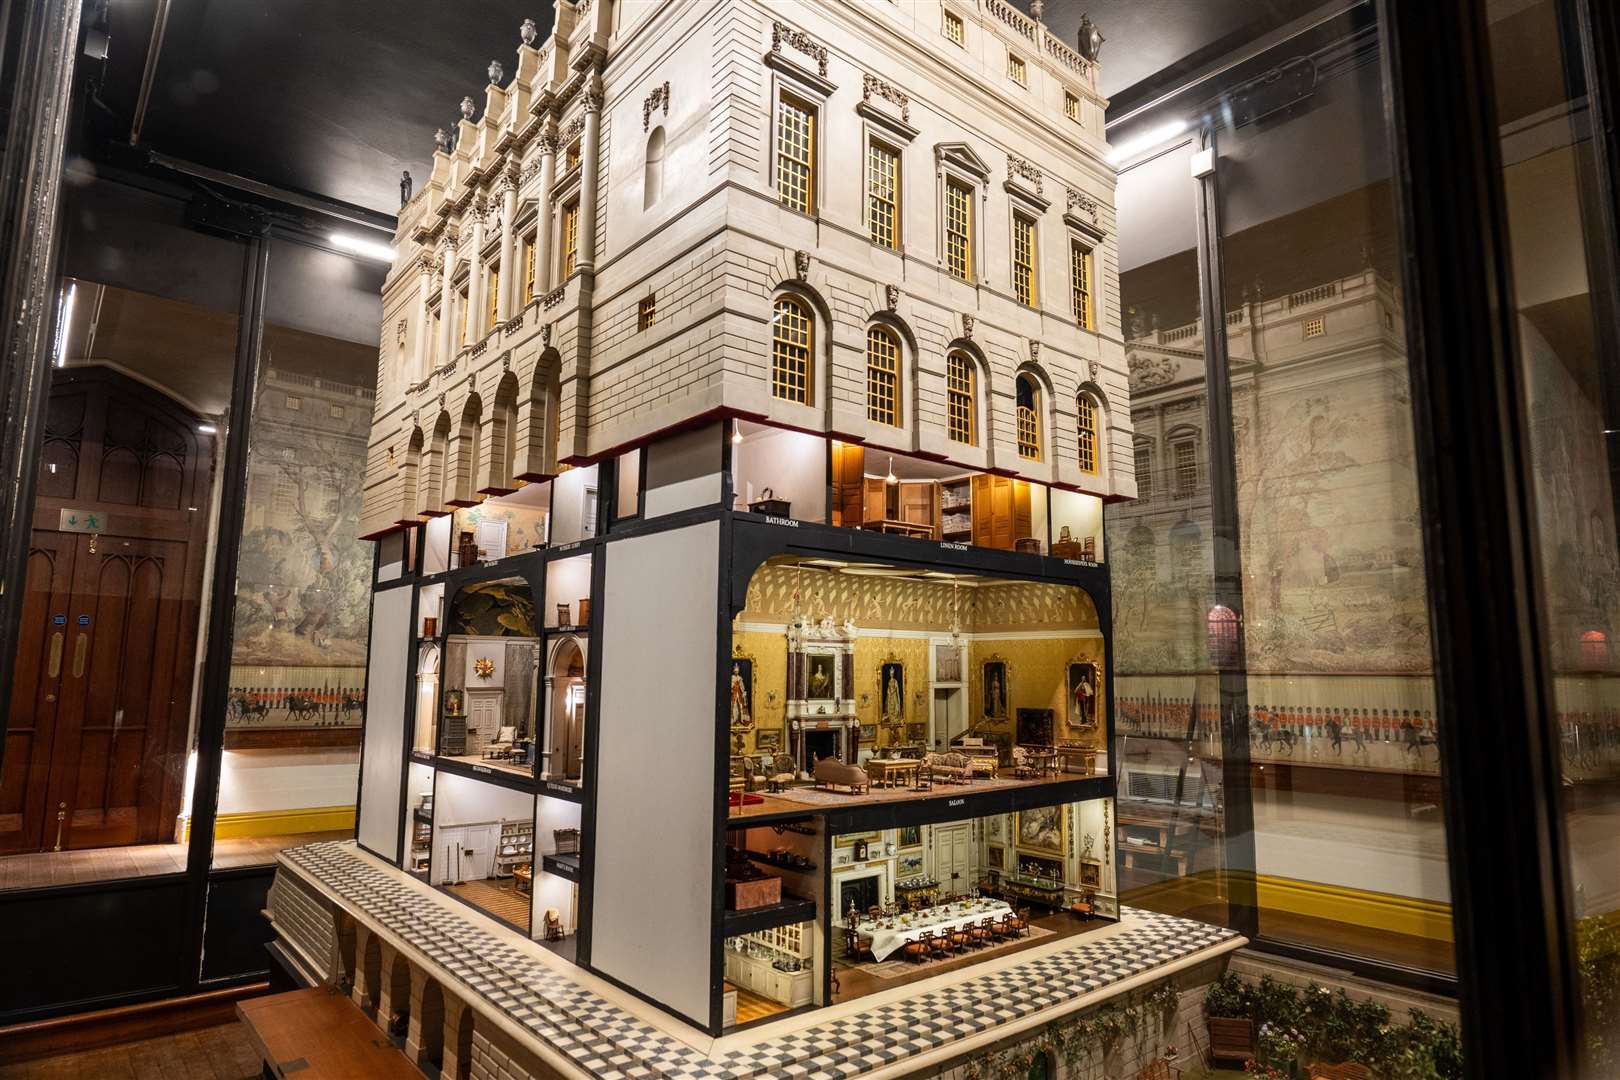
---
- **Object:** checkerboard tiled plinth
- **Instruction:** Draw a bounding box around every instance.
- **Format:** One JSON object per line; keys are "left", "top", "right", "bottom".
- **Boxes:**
{"left": 271, "top": 842, "right": 1242, "bottom": 1079}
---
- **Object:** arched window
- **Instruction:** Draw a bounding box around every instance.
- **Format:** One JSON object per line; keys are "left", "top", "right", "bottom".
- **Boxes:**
{"left": 1026, "top": 1049, "right": 1053, "bottom": 1080}
{"left": 1208, "top": 605, "right": 1240, "bottom": 669}
{"left": 1077, "top": 391, "right": 1100, "bottom": 474}
{"left": 771, "top": 295, "right": 813, "bottom": 404}
{"left": 1581, "top": 629, "right": 1609, "bottom": 668}
{"left": 946, "top": 352, "right": 975, "bottom": 445}
{"left": 1016, "top": 372, "right": 1041, "bottom": 460}
{"left": 643, "top": 127, "right": 666, "bottom": 210}
{"left": 865, "top": 326, "right": 900, "bottom": 425}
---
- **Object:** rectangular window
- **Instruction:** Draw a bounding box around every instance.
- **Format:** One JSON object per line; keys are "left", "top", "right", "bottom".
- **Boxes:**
{"left": 1007, "top": 53, "right": 1027, "bottom": 86}
{"left": 1305, "top": 317, "right": 1325, "bottom": 338}
{"left": 1013, "top": 213, "right": 1037, "bottom": 306}
{"left": 329, "top": 403, "right": 345, "bottom": 420}
{"left": 285, "top": 394, "right": 302, "bottom": 411}
{"left": 943, "top": 9, "right": 965, "bottom": 46}
{"left": 771, "top": 297, "right": 813, "bottom": 404}
{"left": 867, "top": 141, "right": 900, "bottom": 250}
{"left": 565, "top": 140, "right": 581, "bottom": 172}
{"left": 561, "top": 202, "right": 579, "bottom": 278}
{"left": 459, "top": 287, "right": 470, "bottom": 343}
{"left": 1065, "top": 91, "right": 1081, "bottom": 122}
{"left": 1173, "top": 439, "right": 1198, "bottom": 496}
{"left": 1077, "top": 395, "right": 1098, "bottom": 474}
{"left": 1134, "top": 441, "right": 1153, "bottom": 498}
{"left": 1070, "top": 240, "right": 1094, "bottom": 329}
{"left": 775, "top": 94, "right": 816, "bottom": 214}
{"left": 638, "top": 294, "right": 656, "bottom": 331}
{"left": 486, "top": 268, "right": 499, "bottom": 330}
{"left": 945, "top": 180, "right": 973, "bottom": 281}
{"left": 523, "top": 240, "right": 536, "bottom": 303}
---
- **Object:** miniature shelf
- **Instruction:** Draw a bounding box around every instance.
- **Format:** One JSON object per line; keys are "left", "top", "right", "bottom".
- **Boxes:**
{"left": 541, "top": 853, "right": 581, "bottom": 881}
{"left": 722, "top": 895, "right": 816, "bottom": 938}
{"left": 744, "top": 851, "right": 817, "bottom": 873}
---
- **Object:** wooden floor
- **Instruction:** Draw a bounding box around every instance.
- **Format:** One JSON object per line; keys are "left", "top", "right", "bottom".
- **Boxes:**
{"left": 0, "top": 1022, "right": 259, "bottom": 1080}
{"left": 727, "top": 985, "right": 790, "bottom": 1026}
{"left": 444, "top": 876, "right": 531, "bottom": 931}
{"left": 831, "top": 909, "right": 1110, "bottom": 1003}
{"left": 0, "top": 831, "right": 351, "bottom": 890}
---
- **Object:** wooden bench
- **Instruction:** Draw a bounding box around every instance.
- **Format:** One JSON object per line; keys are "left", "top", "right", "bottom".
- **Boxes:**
{"left": 1309, "top": 1064, "right": 1376, "bottom": 1080}
{"left": 237, "top": 988, "right": 420, "bottom": 1079}
{"left": 1208, "top": 1016, "right": 1257, "bottom": 1068}
{"left": 1135, "top": 1059, "right": 1178, "bottom": 1080}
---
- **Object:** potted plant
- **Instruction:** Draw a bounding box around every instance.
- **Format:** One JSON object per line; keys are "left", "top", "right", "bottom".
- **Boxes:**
{"left": 1205, "top": 972, "right": 1258, "bottom": 1070}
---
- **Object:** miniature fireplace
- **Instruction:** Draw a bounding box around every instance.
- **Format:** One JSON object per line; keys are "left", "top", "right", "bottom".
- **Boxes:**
{"left": 785, "top": 615, "right": 859, "bottom": 773}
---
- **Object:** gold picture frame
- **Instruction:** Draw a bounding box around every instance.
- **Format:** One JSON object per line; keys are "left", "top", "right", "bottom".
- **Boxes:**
{"left": 729, "top": 645, "right": 756, "bottom": 732}
{"left": 1014, "top": 804, "right": 1066, "bottom": 856}
{"left": 835, "top": 830, "right": 882, "bottom": 850}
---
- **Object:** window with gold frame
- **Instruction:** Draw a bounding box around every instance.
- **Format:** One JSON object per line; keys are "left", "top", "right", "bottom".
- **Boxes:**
{"left": 943, "top": 8, "right": 965, "bottom": 47}
{"left": 1064, "top": 91, "right": 1081, "bottom": 123}
{"left": 867, "top": 140, "right": 900, "bottom": 250}
{"left": 775, "top": 94, "right": 816, "bottom": 214}
{"left": 1077, "top": 392, "right": 1099, "bottom": 474}
{"left": 1013, "top": 213, "right": 1037, "bottom": 306}
{"left": 1070, "top": 239, "right": 1095, "bottom": 330}
{"left": 565, "top": 140, "right": 581, "bottom": 173}
{"left": 771, "top": 295, "right": 813, "bottom": 404}
{"left": 458, "top": 285, "right": 470, "bottom": 344}
{"left": 1016, "top": 373, "right": 1041, "bottom": 460}
{"left": 1007, "top": 52, "right": 1027, "bottom": 86}
{"left": 945, "top": 179, "right": 973, "bottom": 281}
{"left": 866, "top": 325, "right": 900, "bottom": 426}
{"left": 523, "top": 239, "right": 536, "bottom": 304}
{"left": 486, "top": 268, "right": 499, "bottom": 331}
{"left": 946, "top": 352, "right": 975, "bottom": 445}
{"left": 561, "top": 201, "right": 579, "bottom": 278}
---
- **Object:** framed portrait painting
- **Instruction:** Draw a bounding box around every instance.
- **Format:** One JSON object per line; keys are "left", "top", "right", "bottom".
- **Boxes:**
{"left": 1015, "top": 804, "right": 1065, "bottom": 856}
{"left": 878, "top": 660, "right": 905, "bottom": 723}
{"left": 982, "top": 660, "right": 1009, "bottom": 719}
{"left": 728, "top": 654, "right": 754, "bottom": 730}
{"left": 1067, "top": 660, "right": 1099, "bottom": 730}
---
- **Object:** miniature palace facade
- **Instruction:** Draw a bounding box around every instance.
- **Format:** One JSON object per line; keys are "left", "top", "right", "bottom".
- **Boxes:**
{"left": 265, "top": 0, "right": 1244, "bottom": 1076}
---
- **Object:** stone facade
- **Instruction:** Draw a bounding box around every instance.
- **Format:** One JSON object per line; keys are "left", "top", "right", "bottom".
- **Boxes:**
{"left": 361, "top": 0, "right": 1133, "bottom": 539}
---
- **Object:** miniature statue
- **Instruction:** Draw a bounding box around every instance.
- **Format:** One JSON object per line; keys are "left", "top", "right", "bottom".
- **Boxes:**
{"left": 1078, "top": 14, "right": 1105, "bottom": 62}
{"left": 488, "top": 59, "right": 504, "bottom": 85}
{"left": 520, "top": 17, "right": 539, "bottom": 45}
{"left": 399, "top": 170, "right": 412, "bottom": 206}
{"left": 460, "top": 95, "right": 476, "bottom": 121}
{"left": 433, "top": 127, "right": 451, "bottom": 154}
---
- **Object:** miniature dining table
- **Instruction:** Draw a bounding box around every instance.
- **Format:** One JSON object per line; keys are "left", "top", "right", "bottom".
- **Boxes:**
{"left": 865, "top": 757, "right": 921, "bottom": 788}
{"left": 854, "top": 898, "right": 1013, "bottom": 961}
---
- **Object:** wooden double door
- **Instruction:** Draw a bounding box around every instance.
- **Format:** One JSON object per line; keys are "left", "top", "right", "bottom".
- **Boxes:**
{"left": 0, "top": 368, "right": 211, "bottom": 855}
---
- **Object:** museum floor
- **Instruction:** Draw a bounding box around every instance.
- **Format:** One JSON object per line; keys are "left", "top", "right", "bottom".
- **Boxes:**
{"left": 0, "top": 1022, "right": 260, "bottom": 1080}
{"left": 0, "top": 830, "right": 351, "bottom": 889}
{"left": 444, "top": 876, "right": 531, "bottom": 930}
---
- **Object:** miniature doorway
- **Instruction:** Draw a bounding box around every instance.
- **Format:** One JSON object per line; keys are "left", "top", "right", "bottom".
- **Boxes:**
{"left": 545, "top": 637, "right": 586, "bottom": 782}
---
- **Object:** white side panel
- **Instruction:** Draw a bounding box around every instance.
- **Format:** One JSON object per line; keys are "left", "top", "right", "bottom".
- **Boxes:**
{"left": 358, "top": 586, "right": 412, "bottom": 858}
{"left": 592, "top": 522, "right": 718, "bottom": 1023}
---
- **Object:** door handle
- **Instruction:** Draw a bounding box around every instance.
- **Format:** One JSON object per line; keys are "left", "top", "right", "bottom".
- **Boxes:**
{"left": 72, "top": 633, "right": 87, "bottom": 678}
{"left": 47, "top": 632, "right": 62, "bottom": 678}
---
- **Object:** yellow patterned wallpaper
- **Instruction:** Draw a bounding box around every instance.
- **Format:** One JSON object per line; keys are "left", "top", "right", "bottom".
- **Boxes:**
{"left": 739, "top": 562, "right": 1099, "bottom": 633}
{"left": 970, "top": 637, "right": 1105, "bottom": 748}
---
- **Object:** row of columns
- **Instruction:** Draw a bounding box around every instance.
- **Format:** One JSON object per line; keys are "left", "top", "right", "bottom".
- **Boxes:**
{"left": 349, "top": 920, "right": 476, "bottom": 1080}
{"left": 415, "top": 74, "right": 602, "bottom": 382}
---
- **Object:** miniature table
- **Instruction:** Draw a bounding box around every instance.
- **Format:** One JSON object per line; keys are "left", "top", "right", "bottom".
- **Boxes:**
{"left": 855, "top": 898, "right": 1012, "bottom": 961}
{"left": 966, "top": 754, "right": 999, "bottom": 779}
{"left": 866, "top": 757, "right": 920, "bottom": 788}
{"left": 513, "top": 863, "right": 532, "bottom": 894}
{"left": 1056, "top": 746, "right": 1098, "bottom": 774}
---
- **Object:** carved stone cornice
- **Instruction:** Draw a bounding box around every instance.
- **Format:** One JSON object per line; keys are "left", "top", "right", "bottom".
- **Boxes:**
{"left": 642, "top": 81, "right": 670, "bottom": 131}
{"left": 771, "top": 21, "right": 828, "bottom": 78}
{"left": 1006, "top": 155, "right": 1044, "bottom": 197}
{"left": 860, "top": 74, "right": 908, "bottom": 123}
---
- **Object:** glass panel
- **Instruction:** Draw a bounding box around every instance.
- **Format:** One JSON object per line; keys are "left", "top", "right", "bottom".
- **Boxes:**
{"left": 428, "top": 770, "right": 534, "bottom": 933}
{"left": 1482, "top": 0, "right": 1620, "bottom": 1072}
{"left": 214, "top": 239, "right": 382, "bottom": 867}
{"left": 0, "top": 188, "right": 244, "bottom": 888}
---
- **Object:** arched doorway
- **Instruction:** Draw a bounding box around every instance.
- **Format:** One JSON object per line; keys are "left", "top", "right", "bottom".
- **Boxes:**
{"left": 387, "top": 953, "right": 412, "bottom": 1039}
{"left": 3, "top": 366, "right": 211, "bottom": 855}
{"left": 545, "top": 637, "right": 587, "bottom": 781}
{"left": 454, "top": 1007, "right": 475, "bottom": 1080}
{"left": 418, "top": 978, "right": 446, "bottom": 1071}
{"left": 337, "top": 914, "right": 357, "bottom": 992}
{"left": 362, "top": 933, "right": 382, "bottom": 1018}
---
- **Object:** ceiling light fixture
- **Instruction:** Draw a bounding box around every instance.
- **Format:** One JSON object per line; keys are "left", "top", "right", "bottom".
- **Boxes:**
{"left": 1108, "top": 119, "right": 1189, "bottom": 165}
{"left": 54, "top": 281, "right": 76, "bottom": 368}
{"left": 329, "top": 231, "right": 396, "bottom": 263}
{"left": 731, "top": 422, "right": 743, "bottom": 445}
{"left": 885, "top": 456, "right": 898, "bottom": 485}
{"left": 198, "top": 423, "right": 218, "bottom": 434}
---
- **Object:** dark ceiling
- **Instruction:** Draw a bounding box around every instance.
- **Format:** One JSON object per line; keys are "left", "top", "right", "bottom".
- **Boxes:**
{"left": 85, "top": 0, "right": 1329, "bottom": 220}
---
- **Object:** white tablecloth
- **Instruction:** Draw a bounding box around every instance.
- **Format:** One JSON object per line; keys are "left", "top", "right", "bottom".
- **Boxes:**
{"left": 855, "top": 899, "right": 1012, "bottom": 961}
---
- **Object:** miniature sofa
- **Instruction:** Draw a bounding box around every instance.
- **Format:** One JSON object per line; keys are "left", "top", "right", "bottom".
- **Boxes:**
{"left": 923, "top": 751, "right": 973, "bottom": 783}
{"left": 812, "top": 757, "right": 870, "bottom": 794}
